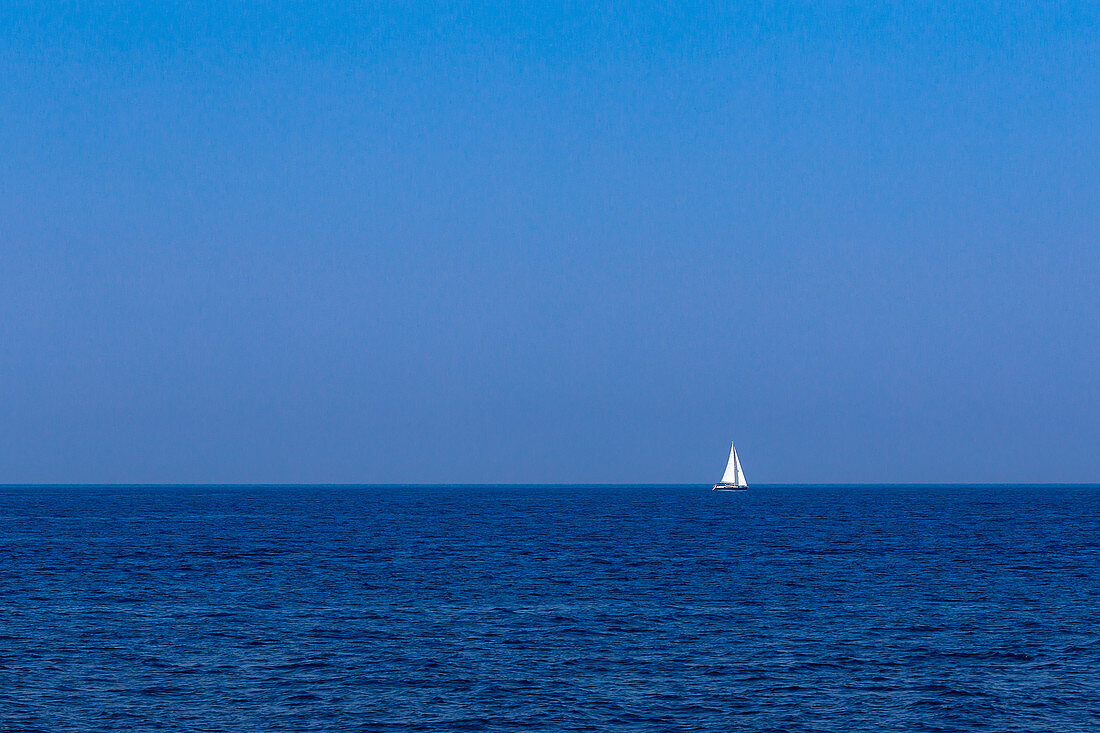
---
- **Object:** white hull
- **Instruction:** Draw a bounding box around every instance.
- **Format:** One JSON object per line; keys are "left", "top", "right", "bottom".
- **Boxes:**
{"left": 712, "top": 483, "right": 747, "bottom": 491}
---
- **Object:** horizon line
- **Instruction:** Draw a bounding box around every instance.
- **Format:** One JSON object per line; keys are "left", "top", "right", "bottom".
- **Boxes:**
{"left": 1, "top": 482, "right": 1097, "bottom": 488}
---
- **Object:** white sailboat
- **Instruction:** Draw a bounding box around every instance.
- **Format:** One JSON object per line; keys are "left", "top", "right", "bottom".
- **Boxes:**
{"left": 712, "top": 442, "right": 748, "bottom": 491}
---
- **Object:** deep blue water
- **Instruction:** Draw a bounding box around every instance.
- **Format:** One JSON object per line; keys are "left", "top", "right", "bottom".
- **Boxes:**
{"left": 1, "top": 485, "right": 1099, "bottom": 731}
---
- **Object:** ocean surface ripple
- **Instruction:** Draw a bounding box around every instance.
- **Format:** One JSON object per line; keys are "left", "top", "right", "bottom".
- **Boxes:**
{"left": 1, "top": 484, "right": 1098, "bottom": 731}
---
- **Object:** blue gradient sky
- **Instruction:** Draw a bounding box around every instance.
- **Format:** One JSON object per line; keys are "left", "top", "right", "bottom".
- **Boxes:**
{"left": 2, "top": 3, "right": 1098, "bottom": 483}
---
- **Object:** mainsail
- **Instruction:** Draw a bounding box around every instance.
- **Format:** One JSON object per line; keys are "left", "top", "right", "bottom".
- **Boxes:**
{"left": 719, "top": 443, "right": 747, "bottom": 487}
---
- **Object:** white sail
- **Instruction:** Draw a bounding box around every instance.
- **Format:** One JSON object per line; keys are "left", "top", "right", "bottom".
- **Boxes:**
{"left": 719, "top": 443, "right": 747, "bottom": 487}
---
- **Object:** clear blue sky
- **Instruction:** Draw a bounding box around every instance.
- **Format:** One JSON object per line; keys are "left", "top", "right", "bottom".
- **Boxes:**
{"left": 2, "top": 3, "right": 1098, "bottom": 483}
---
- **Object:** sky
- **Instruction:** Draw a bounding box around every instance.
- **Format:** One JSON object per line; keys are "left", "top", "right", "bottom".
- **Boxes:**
{"left": 2, "top": 2, "right": 1098, "bottom": 484}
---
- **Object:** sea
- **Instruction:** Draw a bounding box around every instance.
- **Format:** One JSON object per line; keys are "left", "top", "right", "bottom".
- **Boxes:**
{"left": 1, "top": 484, "right": 1098, "bottom": 732}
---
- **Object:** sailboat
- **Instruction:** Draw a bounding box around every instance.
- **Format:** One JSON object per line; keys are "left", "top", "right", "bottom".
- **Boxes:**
{"left": 712, "top": 442, "right": 748, "bottom": 491}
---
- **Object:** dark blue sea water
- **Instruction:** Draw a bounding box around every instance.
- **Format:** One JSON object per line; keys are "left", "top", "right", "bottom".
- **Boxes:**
{"left": 2, "top": 485, "right": 1098, "bottom": 731}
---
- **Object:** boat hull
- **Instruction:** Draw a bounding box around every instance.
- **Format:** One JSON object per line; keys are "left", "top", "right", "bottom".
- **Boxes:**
{"left": 712, "top": 483, "right": 747, "bottom": 491}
